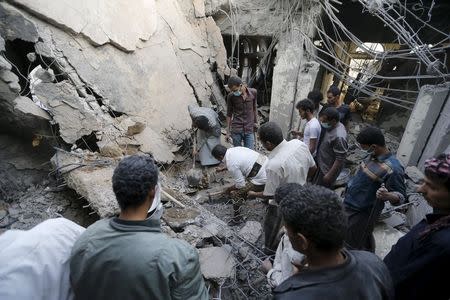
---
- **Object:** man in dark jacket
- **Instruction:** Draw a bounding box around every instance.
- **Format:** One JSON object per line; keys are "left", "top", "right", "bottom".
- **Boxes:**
{"left": 70, "top": 155, "right": 208, "bottom": 300}
{"left": 384, "top": 153, "right": 450, "bottom": 300}
{"left": 273, "top": 183, "right": 393, "bottom": 300}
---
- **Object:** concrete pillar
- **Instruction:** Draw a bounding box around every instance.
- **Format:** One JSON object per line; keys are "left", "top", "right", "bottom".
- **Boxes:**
{"left": 269, "top": 30, "right": 320, "bottom": 137}
{"left": 397, "top": 82, "right": 450, "bottom": 167}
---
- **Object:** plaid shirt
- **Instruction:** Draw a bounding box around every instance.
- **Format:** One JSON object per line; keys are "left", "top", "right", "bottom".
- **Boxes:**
{"left": 344, "top": 153, "right": 406, "bottom": 211}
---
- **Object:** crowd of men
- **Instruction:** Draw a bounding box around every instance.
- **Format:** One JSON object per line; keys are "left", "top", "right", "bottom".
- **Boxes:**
{"left": 0, "top": 76, "right": 449, "bottom": 300}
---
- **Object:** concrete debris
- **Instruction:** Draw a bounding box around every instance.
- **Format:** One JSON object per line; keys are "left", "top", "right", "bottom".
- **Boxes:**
{"left": 163, "top": 207, "right": 201, "bottom": 231}
{"left": 0, "top": 2, "right": 39, "bottom": 43}
{"left": 404, "top": 166, "right": 424, "bottom": 184}
{"left": 198, "top": 246, "right": 237, "bottom": 281}
{"left": 0, "top": 35, "right": 4, "bottom": 52}
{"left": 177, "top": 224, "right": 221, "bottom": 247}
{"left": 8, "top": 0, "right": 158, "bottom": 52}
{"left": 238, "top": 221, "right": 262, "bottom": 244}
{"left": 97, "top": 140, "right": 123, "bottom": 158}
{"left": 134, "top": 127, "right": 175, "bottom": 164}
{"left": 373, "top": 222, "right": 404, "bottom": 259}
{"left": 405, "top": 194, "right": 432, "bottom": 228}
{"left": 193, "top": 0, "right": 206, "bottom": 18}
{"left": 0, "top": 209, "right": 7, "bottom": 220}
{"left": 13, "top": 96, "right": 51, "bottom": 120}
{"left": 33, "top": 81, "right": 102, "bottom": 144}
{"left": 51, "top": 151, "right": 118, "bottom": 218}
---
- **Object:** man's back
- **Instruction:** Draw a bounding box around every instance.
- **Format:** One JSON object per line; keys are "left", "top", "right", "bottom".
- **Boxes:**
{"left": 317, "top": 122, "right": 348, "bottom": 174}
{"left": 226, "top": 146, "right": 267, "bottom": 185}
{"left": 0, "top": 218, "right": 84, "bottom": 300}
{"left": 70, "top": 218, "right": 208, "bottom": 300}
{"left": 273, "top": 250, "right": 393, "bottom": 300}
{"left": 264, "top": 139, "right": 315, "bottom": 195}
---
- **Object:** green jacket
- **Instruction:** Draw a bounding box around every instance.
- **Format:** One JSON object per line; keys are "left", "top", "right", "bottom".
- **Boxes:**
{"left": 70, "top": 218, "right": 209, "bottom": 300}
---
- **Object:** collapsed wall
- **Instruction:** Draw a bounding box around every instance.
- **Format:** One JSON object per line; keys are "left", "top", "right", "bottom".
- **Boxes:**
{"left": 0, "top": 0, "right": 232, "bottom": 216}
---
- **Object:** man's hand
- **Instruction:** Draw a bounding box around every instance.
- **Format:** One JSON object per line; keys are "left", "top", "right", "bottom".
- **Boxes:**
{"left": 247, "top": 191, "right": 258, "bottom": 199}
{"left": 290, "top": 130, "right": 302, "bottom": 139}
{"left": 376, "top": 184, "right": 400, "bottom": 204}
{"left": 216, "top": 166, "right": 227, "bottom": 173}
{"left": 225, "top": 132, "right": 233, "bottom": 144}
{"left": 254, "top": 122, "right": 259, "bottom": 131}
{"left": 261, "top": 258, "right": 273, "bottom": 274}
{"left": 322, "top": 172, "right": 333, "bottom": 186}
{"left": 192, "top": 148, "right": 198, "bottom": 156}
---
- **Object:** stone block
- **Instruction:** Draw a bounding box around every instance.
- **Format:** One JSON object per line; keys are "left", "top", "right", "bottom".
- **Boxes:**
{"left": 373, "top": 222, "right": 404, "bottom": 259}
{"left": 198, "top": 246, "right": 236, "bottom": 281}
{"left": 162, "top": 207, "right": 200, "bottom": 231}
{"left": 238, "top": 221, "right": 262, "bottom": 244}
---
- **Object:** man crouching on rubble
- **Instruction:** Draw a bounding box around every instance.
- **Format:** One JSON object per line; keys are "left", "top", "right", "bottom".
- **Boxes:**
{"left": 212, "top": 144, "right": 268, "bottom": 225}
{"left": 70, "top": 155, "right": 208, "bottom": 300}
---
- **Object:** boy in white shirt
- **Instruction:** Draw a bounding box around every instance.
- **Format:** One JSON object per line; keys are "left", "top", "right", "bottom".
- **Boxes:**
{"left": 292, "top": 99, "right": 321, "bottom": 156}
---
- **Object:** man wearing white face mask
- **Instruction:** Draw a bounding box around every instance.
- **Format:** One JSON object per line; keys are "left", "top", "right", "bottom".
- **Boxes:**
{"left": 226, "top": 76, "right": 258, "bottom": 149}
{"left": 313, "top": 107, "right": 348, "bottom": 187}
{"left": 344, "top": 126, "right": 406, "bottom": 253}
{"left": 70, "top": 155, "right": 208, "bottom": 300}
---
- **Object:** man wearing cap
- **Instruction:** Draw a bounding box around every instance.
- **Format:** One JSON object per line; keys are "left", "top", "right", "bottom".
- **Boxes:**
{"left": 226, "top": 76, "right": 258, "bottom": 150}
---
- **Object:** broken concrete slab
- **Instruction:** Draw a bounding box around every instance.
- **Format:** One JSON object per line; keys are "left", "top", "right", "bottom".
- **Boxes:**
{"left": 238, "top": 221, "right": 262, "bottom": 244}
{"left": 8, "top": 0, "right": 158, "bottom": 52}
{"left": 193, "top": 0, "right": 206, "bottom": 18}
{"left": 405, "top": 193, "right": 432, "bottom": 228}
{"left": 13, "top": 96, "right": 50, "bottom": 120}
{"left": 163, "top": 207, "right": 201, "bottom": 231}
{"left": 33, "top": 81, "right": 102, "bottom": 144}
{"left": 0, "top": 2, "right": 39, "bottom": 43}
{"left": 405, "top": 166, "right": 424, "bottom": 184}
{"left": 51, "top": 151, "right": 118, "bottom": 217}
{"left": 198, "top": 246, "right": 236, "bottom": 281}
{"left": 134, "top": 127, "right": 175, "bottom": 164}
{"left": 374, "top": 222, "right": 404, "bottom": 259}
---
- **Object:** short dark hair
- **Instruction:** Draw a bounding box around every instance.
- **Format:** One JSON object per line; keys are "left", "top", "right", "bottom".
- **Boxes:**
{"left": 279, "top": 184, "right": 347, "bottom": 252}
{"left": 320, "top": 107, "right": 340, "bottom": 122}
{"left": 307, "top": 90, "right": 323, "bottom": 109}
{"left": 193, "top": 116, "right": 209, "bottom": 131}
{"left": 227, "top": 76, "right": 242, "bottom": 87}
{"left": 211, "top": 144, "right": 227, "bottom": 159}
{"left": 258, "top": 122, "right": 284, "bottom": 146}
{"left": 274, "top": 183, "right": 300, "bottom": 204}
{"left": 356, "top": 126, "right": 386, "bottom": 146}
{"left": 112, "top": 155, "right": 159, "bottom": 210}
{"left": 296, "top": 99, "right": 315, "bottom": 113}
{"left": 327, "top": 85, "right": 341, "bottom": 96}
{"left": 424, "top": 153, "right": 450, "bottom": 192}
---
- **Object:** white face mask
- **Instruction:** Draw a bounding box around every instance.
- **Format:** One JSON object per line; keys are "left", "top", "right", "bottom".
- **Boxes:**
{"left": 148, "top": 183, "right": 164, "bottom": 220}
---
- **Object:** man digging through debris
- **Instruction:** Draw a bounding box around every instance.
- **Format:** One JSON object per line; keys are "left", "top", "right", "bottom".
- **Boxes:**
{"left": 70, "top": 155, "right": 208, "bottom": 300}
{"left": 212, "top": 144, "right": 268, "bottom": 225}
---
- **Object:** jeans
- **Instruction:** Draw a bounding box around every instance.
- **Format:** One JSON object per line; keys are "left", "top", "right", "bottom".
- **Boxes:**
{"left": 232, "top": 132, "right": 255, "bottom": 149}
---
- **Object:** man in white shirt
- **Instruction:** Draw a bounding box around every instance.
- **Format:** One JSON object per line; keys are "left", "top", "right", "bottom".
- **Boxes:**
{"left": 0, "top": 218, "right": 85, "bottom": 300}
{"left": 295, "top": 99, "right": 321, "bottom": 156}
{"left": 212, "top": 144, "right": 268, "bottom": 224}
{"left": 249, "top": 122, "right": 316, "bottom": 253}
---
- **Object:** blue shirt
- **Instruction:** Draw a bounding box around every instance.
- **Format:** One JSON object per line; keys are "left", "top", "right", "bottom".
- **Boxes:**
{"left": 344, "top": 153, "right": 406, "bottom": 212}
{"left": 384, "top": 213, "right": 450, "bottom": 300}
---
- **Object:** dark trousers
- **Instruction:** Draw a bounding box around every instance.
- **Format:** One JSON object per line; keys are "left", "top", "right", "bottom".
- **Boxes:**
{"left": 345, "top": 204, "right": 383, "bottom": 253}
{"left": 263, "top": 203, "right": 283, "bottom": 254}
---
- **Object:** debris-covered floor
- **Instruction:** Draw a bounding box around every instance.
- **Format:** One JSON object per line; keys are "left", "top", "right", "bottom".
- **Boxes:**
{"left": 0, "top": 120, "right": 434, "bottom": 299}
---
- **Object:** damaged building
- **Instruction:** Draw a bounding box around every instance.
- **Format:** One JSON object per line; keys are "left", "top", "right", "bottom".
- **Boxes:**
{"left": 0, "top": 0, "right": 449, "bottom": 299}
